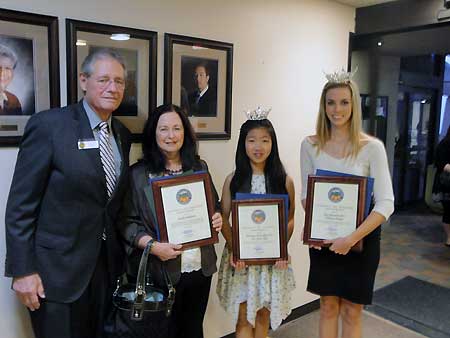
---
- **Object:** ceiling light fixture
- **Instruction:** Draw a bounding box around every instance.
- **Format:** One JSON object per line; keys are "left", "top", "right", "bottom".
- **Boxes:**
{"left": 110, "top": 33, "right": 130, "bottom": 41}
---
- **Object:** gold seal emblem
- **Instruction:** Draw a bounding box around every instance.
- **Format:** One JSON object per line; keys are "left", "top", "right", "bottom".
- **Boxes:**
{"left": 79, "top": 142, "right": 85, "bottom": 149}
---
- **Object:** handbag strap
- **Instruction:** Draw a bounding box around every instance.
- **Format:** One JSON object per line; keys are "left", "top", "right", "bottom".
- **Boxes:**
{"left": 131, "top": 240, "right": 177, "bottom": 320}
{"left": 147, "top": 248, "right": 176, "bottom": 317}
{"left": 131, "top": 240, "right": 153, "bottom": 320}
{"left": 162, "top": 263, "right": 175, "bottom": 317}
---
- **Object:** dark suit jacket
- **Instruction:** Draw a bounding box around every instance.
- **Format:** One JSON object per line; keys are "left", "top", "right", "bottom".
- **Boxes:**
{"left": 4, "top": 101, "right": 131, "bottom": 303}
{"left": 188, "top": 87, "right": 217, "bottom": 117}
{"left": 0, "top": 90, "right": 22, "bottom": 115}
{"left": 119, "top": 160, "right": 219, "bottom": 285}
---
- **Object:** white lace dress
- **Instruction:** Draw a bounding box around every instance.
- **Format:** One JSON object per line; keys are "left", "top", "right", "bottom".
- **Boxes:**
{"left": 216, "top": 174, "right": 296, "bottom": 330}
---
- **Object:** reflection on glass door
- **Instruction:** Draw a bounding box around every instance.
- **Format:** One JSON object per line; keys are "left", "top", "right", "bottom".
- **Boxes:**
{"left": 393, "top": 88, "right": 435, "bottom": 205}
{"left": 361, "top": 94, "right": 388, "bottom": 143}
{"left": 438, "top": 54, "right": 450, "bottom": 140}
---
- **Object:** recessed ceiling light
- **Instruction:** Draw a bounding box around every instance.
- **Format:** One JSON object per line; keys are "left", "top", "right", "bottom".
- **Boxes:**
{"left": 377, "top": 41, "right": 383, "bottom": 47}
{"left": 76, "top": 39, "right": 87, "bottom": 46}
{"left": 110, "top": 33, "right": 130, "bottom": 41}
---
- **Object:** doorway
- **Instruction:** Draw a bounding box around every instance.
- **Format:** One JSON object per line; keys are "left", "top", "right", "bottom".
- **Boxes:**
{"left": 350, "top": 26, "right": 450, "bottom": 208}
{"left": 349, "top": 25, "right": 450, "bottom": 338}
{"left": 394, "top": 87, "right": 437, "bottom": 206}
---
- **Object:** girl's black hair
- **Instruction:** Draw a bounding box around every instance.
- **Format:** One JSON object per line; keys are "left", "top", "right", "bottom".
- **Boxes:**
{"left": 141, "top": 104, "right": 199, "bottom": 173}
{"left": 230, "top": 119, "right": 287, "bottom": 198}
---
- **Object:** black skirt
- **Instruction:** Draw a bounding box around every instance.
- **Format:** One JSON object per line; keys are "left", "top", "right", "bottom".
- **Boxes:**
{"left": 307, "top": 226, "right": 381, "bottom": 305}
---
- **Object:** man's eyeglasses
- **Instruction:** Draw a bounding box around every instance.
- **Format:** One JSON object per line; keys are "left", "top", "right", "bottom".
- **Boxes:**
{"left": 95, "top": 77, "right": 125, "bottom": 90}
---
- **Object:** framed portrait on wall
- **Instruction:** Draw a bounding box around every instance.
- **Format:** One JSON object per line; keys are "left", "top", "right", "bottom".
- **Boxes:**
{"left": 164, "top": 33, "right": 233, "bottom": 140}
{"left": 66, "top": 19, "right": 157, "bottom": 142}
{"left": 0, "top": 8, "right": 60, "bottom": 146}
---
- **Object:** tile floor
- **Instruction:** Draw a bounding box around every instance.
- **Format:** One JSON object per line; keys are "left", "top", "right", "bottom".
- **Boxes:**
{"left": 268, "top": 205, "right": 450, "bottom": 338}
{"left": 375, "top": 206, "right": 450, "bottom": 290}
{"left": 271, "top": 309, "right": 426, "bottom": 338}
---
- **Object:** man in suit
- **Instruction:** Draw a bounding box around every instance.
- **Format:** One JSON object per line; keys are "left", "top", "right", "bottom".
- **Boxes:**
{"left": 187, "top": 62, "right": 217, "bottom": 117}
{"left": 4, "top": 48, "right": 131, "bottom": 338}
{"left": 0, "top": 44, "right": 22, "bottom": 115}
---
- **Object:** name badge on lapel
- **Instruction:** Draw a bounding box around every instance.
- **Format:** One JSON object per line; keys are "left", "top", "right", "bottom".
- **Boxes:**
{"left": 78, "top": 139, "right": 99, "bottom": 150}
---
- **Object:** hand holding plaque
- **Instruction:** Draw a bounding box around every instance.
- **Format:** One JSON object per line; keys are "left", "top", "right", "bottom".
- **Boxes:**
{"left": 231, "top": 198, "right": 287, "bottom": 265}
{"left": 303, "top": 175, "right": 367, "bottom": 252}
{"left": 151, "top": 172, "right": 218, "bottom": 250}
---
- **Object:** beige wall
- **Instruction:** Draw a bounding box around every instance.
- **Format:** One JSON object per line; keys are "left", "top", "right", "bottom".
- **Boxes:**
{"left": 0, "top": 0, "right": 355, "bottom": 337}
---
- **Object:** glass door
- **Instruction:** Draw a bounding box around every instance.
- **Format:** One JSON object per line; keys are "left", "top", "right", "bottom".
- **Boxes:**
{"left": 393, "top": 87, "right": 436, "bottom": 205}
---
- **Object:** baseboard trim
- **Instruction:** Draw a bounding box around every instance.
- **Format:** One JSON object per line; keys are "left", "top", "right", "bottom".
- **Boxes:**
{"left": 220, "top": 298, "right": 320, "bottom": 338}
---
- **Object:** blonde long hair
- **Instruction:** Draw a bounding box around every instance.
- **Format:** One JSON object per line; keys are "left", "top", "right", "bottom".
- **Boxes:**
{"left": 315, "top": 80, "right": 364, "bottom": 158}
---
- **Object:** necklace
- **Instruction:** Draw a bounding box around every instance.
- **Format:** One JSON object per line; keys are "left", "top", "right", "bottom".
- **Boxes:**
{"left": 164, "top": 167, "right": 183, "bottom": 175}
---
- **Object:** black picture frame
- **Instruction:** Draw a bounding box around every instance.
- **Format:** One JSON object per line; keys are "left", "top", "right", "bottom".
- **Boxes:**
{"left": 0, "top": 8, "right": 60, "bottom": 146}
{"left": 66, "top": 19, "right": 157, "bottom": 142}
{"left": 164, "top": 33, "right": 233, "bottom": 140}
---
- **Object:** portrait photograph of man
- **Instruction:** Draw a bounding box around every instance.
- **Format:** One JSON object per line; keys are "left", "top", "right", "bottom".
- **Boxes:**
{"left": 180, "top": 56, "right": 218, "bottom": 117}
{"left": 0, "top": 36, "right": 36, "bottom": 116}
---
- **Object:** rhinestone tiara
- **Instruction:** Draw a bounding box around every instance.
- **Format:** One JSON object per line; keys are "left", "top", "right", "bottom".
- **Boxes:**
{"left": 245, "top": 106, "right": 271, "bottom": 120}
{"left": 324, "top": 67, "right": 358, "bottom": 84}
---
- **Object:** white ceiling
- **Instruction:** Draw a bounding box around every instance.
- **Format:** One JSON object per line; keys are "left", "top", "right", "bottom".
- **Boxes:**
{"left": 333, "top": 0, "right": 397, "bottom": 8}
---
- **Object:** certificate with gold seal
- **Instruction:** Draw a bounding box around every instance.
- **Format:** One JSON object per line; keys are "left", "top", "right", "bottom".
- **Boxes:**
{"left": 151, "top": 172, "right": 218, "bottom": 250}
{"left": 231, "top": 198, "right": 287, "bottom": 265}
{"left": 303, "top": 176, "right": 367, "bottom": 252}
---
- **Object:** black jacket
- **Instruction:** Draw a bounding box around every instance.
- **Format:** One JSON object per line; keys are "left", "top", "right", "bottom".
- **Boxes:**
{"left": 187, "top": 87, "right": 217, "bottom": 117}
{"left": 5, "top": 101, "right": 131, "bottom": 302}
{"left": 119, "top": 159, "right": 220, "bottom": 285}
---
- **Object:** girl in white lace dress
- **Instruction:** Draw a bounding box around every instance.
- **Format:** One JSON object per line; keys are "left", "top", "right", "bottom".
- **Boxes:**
{"left": 216, "top": 117, "right": 296, "bottom": 337}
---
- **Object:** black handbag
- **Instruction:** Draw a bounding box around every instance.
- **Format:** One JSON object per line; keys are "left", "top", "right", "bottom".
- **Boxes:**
{"left": 105, "top": 242, "right": 176, "bottom": 338}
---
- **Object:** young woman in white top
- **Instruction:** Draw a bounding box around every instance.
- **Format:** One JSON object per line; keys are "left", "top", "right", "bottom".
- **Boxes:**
{"left": 300, "top": 74, "right": 394, "bottom": 338}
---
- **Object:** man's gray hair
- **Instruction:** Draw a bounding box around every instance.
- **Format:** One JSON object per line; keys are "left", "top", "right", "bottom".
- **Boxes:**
{"left": 81, "top": 48, "right": 127, "bottom": 78}
{"left": 0, "top": 44, "right": 18, "bottom": 69}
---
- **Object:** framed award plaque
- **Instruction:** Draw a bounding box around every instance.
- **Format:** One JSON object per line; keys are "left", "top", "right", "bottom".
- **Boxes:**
{"left": 231, "top": 198, "right": 287, "bottom": 265}
{"left": 303, "top": 175, "right": 367, "bottom": 252}
{"left": 151, "top": 172, "right": 218, "bottom": 250}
